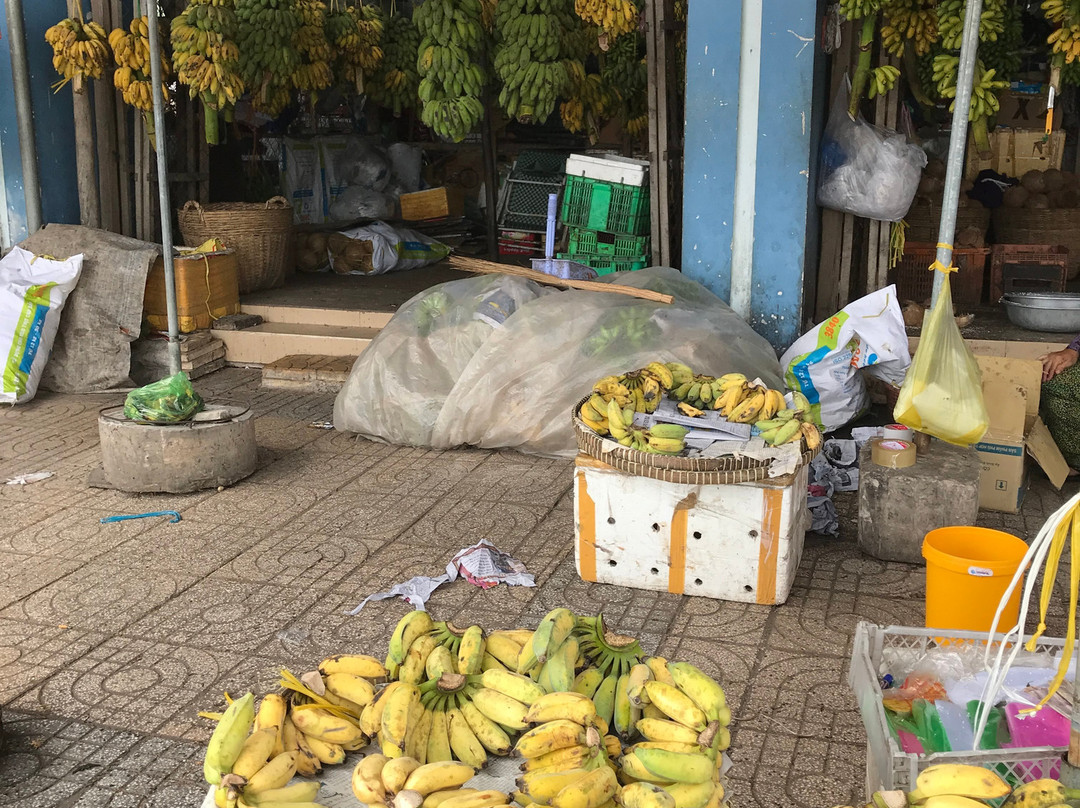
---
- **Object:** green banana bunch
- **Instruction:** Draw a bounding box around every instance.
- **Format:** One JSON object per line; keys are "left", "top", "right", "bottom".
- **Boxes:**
{"left": 327, "top": 2, "right": 384, "bottom": 90}
{"left": 494, "top": 0, "right": 576, "bottom": 124}
{"left": 937, "top": 0, "right": 1006, "bottom": 50}
{"left": 171, "top": 0, "right": 244, "bottom": 144}
{"left": 837, "top": 0, "right": 880, "bottom": 21}
{"left": 879, "top": 0, "right": 938, "bottom": 57}
{"left": 370, "top": 13, "right": 421, "bottom": 116}
{"left": 291, "top": 0, "right": 333, "bottom": 97}
{"left": 414, "top": 0, "right": 486, "bottom": 141}
{"left": 601, "top": 32, "right": 648, "bottom": 136}
{"left": 235, "top": 0, "right": 302, "bottom": 117}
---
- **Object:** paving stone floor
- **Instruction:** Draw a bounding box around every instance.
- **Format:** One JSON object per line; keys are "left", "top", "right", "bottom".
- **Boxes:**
{"left": 0, "top": 367, "right": 1073, "bottom": 808}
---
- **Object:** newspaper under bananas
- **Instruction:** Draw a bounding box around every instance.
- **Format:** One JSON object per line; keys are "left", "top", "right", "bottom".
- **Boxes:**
{"left": 494, "top": 0, "right": 576, "bottom": 124}
{"left": 171, "top": 0, "right": 244, "bottom": 145}
{"left": 292, "top": 0, "right": 333, "bottom": 98}
{"left": 574, "top": 0, "right": 637, "bottom": 39}
{"left": 327, "top": 2, "right": 385, "bottom": 92}
{"left": 415, "top": 0, "right": 486, "bottom": 142}
{"left": 370, "top": 12, "right": 421, "bottom": 117}
{"left": 45, "top": 12, "right": 110, "bottom": 94}
{"left": 236, "top": 0, "right": 301, "bottom": 117}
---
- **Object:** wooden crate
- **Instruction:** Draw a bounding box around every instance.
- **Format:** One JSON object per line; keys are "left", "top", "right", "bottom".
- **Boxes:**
{"left": 400, "top": 187, "right": 465, "bottom": 221}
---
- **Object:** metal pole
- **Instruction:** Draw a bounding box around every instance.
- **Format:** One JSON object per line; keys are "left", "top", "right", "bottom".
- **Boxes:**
{"left": 145, "top": 7, "right": 182, "bottom": 375}
{"left": 6, "top": 0, "right": 43, "bottom": 234}
{"left": 931, "top": 0, "right": 983, "bottom": 307}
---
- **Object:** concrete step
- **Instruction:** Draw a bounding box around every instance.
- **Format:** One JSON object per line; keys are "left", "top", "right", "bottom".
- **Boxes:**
{"left": 211, "top": 322, "right": 378, "bottom": 365}
{"left": 240, "top": 302, "right": 394, "bottom": 330}
{"left": 261, "top": 354, "right": 356, "bottom": 393}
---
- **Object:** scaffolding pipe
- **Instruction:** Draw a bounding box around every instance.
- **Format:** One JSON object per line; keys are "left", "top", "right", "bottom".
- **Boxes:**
{"left": 5, "top": 0, "right": 43, "bottom": 234}
{"left": 145, "top": 8, "right": 181, "bottom": 375}
{"left": 931, "top": 0, "right": 983, "bottom": 307}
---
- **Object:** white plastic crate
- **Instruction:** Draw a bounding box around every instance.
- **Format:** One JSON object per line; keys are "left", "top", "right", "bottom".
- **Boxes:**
{"left": 565, "top": 153, "right": 650, "bottom": 187}
{"left": 573, "top": 455, "right": 809, "bottom": 605}
{"left": 849, "top": 622, "right": 1068, "bottom": 799}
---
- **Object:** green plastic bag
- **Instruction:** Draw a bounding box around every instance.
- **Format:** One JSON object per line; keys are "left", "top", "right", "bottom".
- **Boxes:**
{"left": 124, "top": 372, "right": 204, "bottom": 423}
{"left": 893, "top": 273, "right": 989, "bottom": 445}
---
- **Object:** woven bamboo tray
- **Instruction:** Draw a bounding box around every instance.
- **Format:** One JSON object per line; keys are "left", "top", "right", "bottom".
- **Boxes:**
{"left": 905, "top": 202, "right": 989, "bottom": 244}
{"left": 992, "top": 207, "right": 1080, "bottom": 279}
{"left": 572, "top": 397, "right": 816, "bottom": 485}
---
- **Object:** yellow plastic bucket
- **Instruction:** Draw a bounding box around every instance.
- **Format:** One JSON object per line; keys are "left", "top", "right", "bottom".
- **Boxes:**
{"left": 923, "top": 526, "right": 1029, "bottom": 632}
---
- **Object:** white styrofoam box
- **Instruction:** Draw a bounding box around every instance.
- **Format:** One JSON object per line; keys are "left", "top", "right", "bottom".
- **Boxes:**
{"left": 565, "top": 153, "right": 650, "bottom": 187}
{"left": 573, "top": 455, "right": 809, "bottom": 605}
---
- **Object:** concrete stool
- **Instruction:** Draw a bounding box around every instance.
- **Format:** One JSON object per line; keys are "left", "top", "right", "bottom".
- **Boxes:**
{"left": 857, "top": 439, "right": 981, "bottom": 564}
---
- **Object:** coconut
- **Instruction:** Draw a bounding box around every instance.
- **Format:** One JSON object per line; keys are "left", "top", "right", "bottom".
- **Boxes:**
{"left": 1002, "top": 185, "right": 1029, "bottom": 208}
{"left": 309, "top": 232, "right": 330, "bottom": 254}
{"left": 1022, "top": 170, "right": 1047, "bottom": 193}
{"left": 1028, "top": 193, "right": 1051, "bottom": 209}
{"left": 1062, "top": 171, "right": 1079, "bottom": 189}
{"left": 1044, "top": 168, "right": 1065, "bottom": 193}
{"left": 1057, "top": 188, "right": 1080, "bottom": 209}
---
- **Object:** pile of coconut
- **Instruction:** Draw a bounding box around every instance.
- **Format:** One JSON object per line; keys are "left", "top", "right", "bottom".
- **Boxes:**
{"left": 1002, "top": 168, "right": 1080, "bottom": 209}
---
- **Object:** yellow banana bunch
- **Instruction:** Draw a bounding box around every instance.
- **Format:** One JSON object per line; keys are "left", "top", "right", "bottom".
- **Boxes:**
{"left": 905, "top": 763, "right": 1011, "bottom": 803}
{"left": 574, "top": 0, "right": 637, "bottom": 39}
{"left": 867, "top": 65, "right": 901, "bottom": 99}
{"left": 171, "top": 0, "right": 245, "bottom": 144}
{"left": 370, "top": 13, "right": 422, "bottom": 116}
{"left": 45, "top": 14, "right": 111, "bottom": 94}
{"left": 879, "top": 0, "right": 938, "bottom": 57}
{"left": 1048, "top": 22, "right": 1080, "bottom": 63}
{"left": 109, "top": 16, "right": 171, "bottom": 126}
{"left": 291, "top": 0, "right": 333, "bottom": 97}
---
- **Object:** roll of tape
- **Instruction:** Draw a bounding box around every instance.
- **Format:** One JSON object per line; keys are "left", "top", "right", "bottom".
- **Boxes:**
{"left": 871, "top": 438, "right": 916, "bottom": 469}
{"left": 883, "top": 424, "right": 914, "bottom": 441}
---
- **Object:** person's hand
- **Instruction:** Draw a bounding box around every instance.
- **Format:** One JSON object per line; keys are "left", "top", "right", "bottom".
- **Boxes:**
{"left": 1041, "top": 348, "right": 1079, "bottom": 381}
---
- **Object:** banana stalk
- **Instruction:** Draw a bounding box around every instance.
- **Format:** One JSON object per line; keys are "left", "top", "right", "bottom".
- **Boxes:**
{"left": 848, "top": 14, "right": 878, "bottom": 118}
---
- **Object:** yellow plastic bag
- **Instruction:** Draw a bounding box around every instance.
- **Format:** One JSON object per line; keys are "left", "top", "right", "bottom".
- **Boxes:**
{"left": 893, "top": 273, "right": 989, "bottom": 445}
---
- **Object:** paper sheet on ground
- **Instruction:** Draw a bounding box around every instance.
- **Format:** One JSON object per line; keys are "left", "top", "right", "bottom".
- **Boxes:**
{"left": 345, "top": 539, "right": 534, "bottom": 614}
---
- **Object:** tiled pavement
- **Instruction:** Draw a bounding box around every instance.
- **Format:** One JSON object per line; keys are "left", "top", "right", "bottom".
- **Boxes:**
{"left": 0, "top": 367, "right": 1072, "bottom": 808}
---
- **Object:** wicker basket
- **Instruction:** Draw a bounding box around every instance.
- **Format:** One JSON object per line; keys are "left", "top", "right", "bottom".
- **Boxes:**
{"left": 992, "top": 207, "right": 1080, "bottom": 280}
{"left": 573, "top": 397, "right": 816, "bottom": 485}
{"left": 905, "top": 202, "right": 990, "bottom": 245}
{"left": 177, "top": 197, "right": 294, "bottom": 294}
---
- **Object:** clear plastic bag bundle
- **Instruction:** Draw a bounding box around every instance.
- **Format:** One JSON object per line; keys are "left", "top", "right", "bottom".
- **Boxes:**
{"left": 124, "top": 372, "right": 204, "bottom": 423}
{"left": 893, "top": 273, "right": 989, "bottom": 445}
{"left": 334, "top": 267, "right": 784, "bottom": 456}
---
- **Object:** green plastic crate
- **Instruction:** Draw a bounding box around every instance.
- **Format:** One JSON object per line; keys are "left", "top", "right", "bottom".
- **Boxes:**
{"left": 560, "top": 174, "right": 650, "bottom": 236}
{"left": 567, "top": 227, "right": 651, "bottom": 259}
{"left": 557, "top": 253, "right": 647, "bottom": 275}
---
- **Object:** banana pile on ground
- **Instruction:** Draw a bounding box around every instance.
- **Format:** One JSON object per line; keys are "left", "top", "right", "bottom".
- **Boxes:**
{"left": 172, "top": 0, "right": 245, "bottom": 145}
{"left": 109, "top": 16, "right": 170, "bottom": 122}
{"left": 292, "top": 0, "right": 334, "bottom": 98}
{"left": 45, "top": 12, "right": 110, "bottom": 94}
{"left": 370, "top": 13, "right": 422, "bottom": 117}
{"left": 414, "top": 0, "right": 486, "bottom": 142}
{"left": 198, "top": 608, "right": 733, "bottom": 808}
{"left": 493, "top": 0, "right": 575, "bottom": 124}
{"left": 236, "top": 0, "right": 302, "bottom": 117}
{"left": 326, "top": 1, "right": 385, "bottom": 92}
{"left": 855, "top": 763, "right": 1080, "bottom": 808}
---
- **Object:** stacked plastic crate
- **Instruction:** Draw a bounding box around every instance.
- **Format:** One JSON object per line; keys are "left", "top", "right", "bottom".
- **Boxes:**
{"left": 496, "top": 151, "right": 569, "bottom": 257}
{"left": 558, "top": 154, "right": 651, "bottom": 274}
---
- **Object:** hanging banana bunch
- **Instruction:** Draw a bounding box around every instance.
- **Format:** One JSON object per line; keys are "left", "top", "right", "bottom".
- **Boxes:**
{"left": 936, "top": 0, "right": 1006, "bottom": 51}
{"left": 879, "top": 0, "right": 937, "bottom": 57}
{"left": 109, "top": 17, "right": 171, "bottom": 144}
{"left": 933, "top": 55, "right": 1007, "bottom": 155}
{"left": 560, "top": 60, "right": 616, "bottom": 142}
{"left": 172, "top": 0, "right": 244, "bottom": 145}
{"left": 574, "top": 0, "right": 636, "bottom": 41}
{"left": 494, "top": 0, "right": 576, "bottom": 124}
{"left": 292, "top": 0, "right": 333, "bottom": 99}
{"left": 414, "top": 0, "right": 487, "bottom": 142}
{"left": 236, "top": 0, "right": 301, "bottom": 118}
{"left": 327, "top": 1, "right": 384, "bottom": 93}
{"left": 45, "top": 6, "right": 111, "bottom": 94}
{"left": 1044, "top": 0, "right": 1080, "bottom": 87}
{"left": 979, "top": 1, "right": 1022, "bottom": 79}
{"left": 867, "top": 64, "right": 901, "bottom": 98}
{"left": 370, "top": 12, "right": 421, "bottom": 117}
{"left": 601, "top": 31, "right": 647, "bottom": 138}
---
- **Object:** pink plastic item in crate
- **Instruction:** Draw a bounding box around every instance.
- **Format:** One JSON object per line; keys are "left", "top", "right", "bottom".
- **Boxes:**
{"left": 1002, "top": 703, "right": 1069, "bottom": 780}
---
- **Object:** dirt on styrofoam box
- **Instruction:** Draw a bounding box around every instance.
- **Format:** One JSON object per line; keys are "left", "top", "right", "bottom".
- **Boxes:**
{"left": 973, "top": 355, "right": 1068, "bottom": 513}
{"left": 573, "top": 454, "right": 809, "bottom": 605}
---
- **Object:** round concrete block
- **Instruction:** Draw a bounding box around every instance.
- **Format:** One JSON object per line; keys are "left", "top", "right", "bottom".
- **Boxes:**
{"left": 98, "top": 404, "right": 257, "bottom": 494}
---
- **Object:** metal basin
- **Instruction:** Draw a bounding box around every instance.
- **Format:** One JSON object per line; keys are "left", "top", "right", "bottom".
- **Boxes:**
{"left": 1001, "top": 292, "right": 1080, "bottom": 333}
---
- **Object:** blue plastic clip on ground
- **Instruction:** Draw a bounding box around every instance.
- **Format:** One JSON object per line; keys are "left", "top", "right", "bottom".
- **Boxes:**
{"left": 99, "top": 510, "right": 182, "bottom": 524}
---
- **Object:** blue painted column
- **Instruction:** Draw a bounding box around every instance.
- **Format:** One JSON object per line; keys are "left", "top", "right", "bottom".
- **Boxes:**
{"left": 0, "top": 0, "right": 80, "bottom": 246}
{"left": 681, "top": 0, "right": 823, "bottom": 351}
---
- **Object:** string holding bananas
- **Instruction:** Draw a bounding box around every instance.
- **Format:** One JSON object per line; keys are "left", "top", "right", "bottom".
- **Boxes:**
{"left": 291, "top": 0, "right": 333, "bottom": 98}
{"left": 326, "top": 1, "right": 385, "bottom": 92}
{"left": 414, "top": 0, "right": 487, "bottom": 142}
{"left": 45, "top": 11, "right": 110, "bottom": 94}
{"left": 370, "top": 13, "right": 422, "bottom": 117}
{"left": 236, "top": 0, "right": 302, "bottom": 117}
{"left": 172, "top": 0, "right": 244, "bottom": 145}
{"left": 494, "top": 0, "right": 576, "bottom": 124}
{"left": 879, "top": 0, "right": 937, "bottom": 57}
{"left": 109, "top": 16, "right": 171, "bottom": 125}
{"left": 574, "top": 0, "right": 637, "bottom": 40}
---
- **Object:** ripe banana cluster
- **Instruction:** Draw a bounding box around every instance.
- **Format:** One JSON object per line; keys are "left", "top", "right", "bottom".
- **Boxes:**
{"left": 867, "top": 65, "right": 901, "bottom": 100}
{"left": 291, "top": 0, "right": 333, "bottom": 96}
{"left": 605, "top": 400, "right": 689, "bottom": 455}
{"left": 494, "top": 0, "right": 575, "bottom": 124}
{"left": 415, "top": 0, "right": 486, "bottom": 141}
{"left": 371, "top": 13, "right": 422, "bottom": 117}
{"left": 560, "top": 60, "right": 616, "bottom": 141}
{"left": 109, "top": 17, "right": 171, "bottom": 116}
{"left": 879, "top": 0, "right": 937, "bottom": 58}
{"left": 235, "top": 0, "right": 301, "bottom": 117}
{"left": 574, "top": 0, "right": 637, "bottom": 39}
{"left": 353, "top": 754, "right": 482, "bottom": 808}
{"left": 932, "top": 55, "right": 1006, "bottom": 120}
{"left": 171, "top": 0, "right": 244, "bottom": 144}
{"left": 45, "top": 15, "right": 110, "bottom": 94}
{"left": 837, "top": 0, "right": 879, "bottom": 22}
{"left": 937, "top": 0, "right": 1006, "bottom": 51}
{"left": 326, "top": 1, "right": 385, "bottom": 91}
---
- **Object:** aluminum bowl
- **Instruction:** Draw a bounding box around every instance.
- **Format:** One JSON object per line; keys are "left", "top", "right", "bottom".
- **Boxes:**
{"left": 1001, "top": 292, "right": 1080, "bottom": 333}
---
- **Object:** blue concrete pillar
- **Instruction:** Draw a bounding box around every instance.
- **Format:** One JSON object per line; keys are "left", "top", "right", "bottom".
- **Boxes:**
{"left": 681, "top": 0, "right": 824, "bottom": 351}
{"left": 0, "top": 0, "right": 80, "bottom": 246}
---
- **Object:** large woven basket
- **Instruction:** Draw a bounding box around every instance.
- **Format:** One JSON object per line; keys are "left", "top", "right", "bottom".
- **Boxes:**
{"left": 905, "top": 202, "right": 989, "bottom": 244}
{"left": 992, "top": 207, "right": 1080, "bottom": 279}
{"left": 177, "top": 197, "right": 294, "bottom": 294}
{"left": 573, "top": 397, "right": 816, "bottom": 485}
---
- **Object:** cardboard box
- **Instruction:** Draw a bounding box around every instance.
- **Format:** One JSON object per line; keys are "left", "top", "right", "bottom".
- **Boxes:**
{"left": 399, "top": 187, "right": 465, "bottom": 221}
{"left": 997, "top": 82, "right": 1063, "bottom": 130}
{"left": 965, "top": 128, "right": 1065, "bottom": 181}
{"left": 144, "top": 250, "right": 240, "bottom": 333}
{"left": 973, "top": 355, "right": 1068, "bottom": 512}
